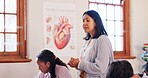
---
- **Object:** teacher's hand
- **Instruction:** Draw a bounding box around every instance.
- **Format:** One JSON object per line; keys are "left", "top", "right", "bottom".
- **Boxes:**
{"left": 68, "top": 57, "right": 79, "bottom": 69}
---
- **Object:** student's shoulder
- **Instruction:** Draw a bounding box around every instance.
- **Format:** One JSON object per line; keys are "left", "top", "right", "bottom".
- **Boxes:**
{"left": 56, "top": 65, "right": 69, "bottom": 71}
{"left": 55, "top": 65, "right": 71, "bottom": 77}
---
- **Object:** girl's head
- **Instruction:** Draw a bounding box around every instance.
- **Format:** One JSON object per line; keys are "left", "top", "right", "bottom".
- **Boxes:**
{"left": 82, "top": 10, "right": 108, "bottom": 40}
{"left": 106, "top": 60, "right": 134, "bottom": 78}
{"left": 36, "top": 49, "right": 56, "bottom": 77}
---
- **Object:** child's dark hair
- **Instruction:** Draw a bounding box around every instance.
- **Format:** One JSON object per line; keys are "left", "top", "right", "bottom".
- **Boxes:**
{"left": 106, "top": 60, "right": 134, "bottom": 78}
{"left": 37, "top": 49, "right": 68, "bottom": 78}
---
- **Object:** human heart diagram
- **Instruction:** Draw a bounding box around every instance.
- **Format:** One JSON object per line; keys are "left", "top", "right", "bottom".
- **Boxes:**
{"left": 53, "top": 16, "right": 72, "bottom": 49}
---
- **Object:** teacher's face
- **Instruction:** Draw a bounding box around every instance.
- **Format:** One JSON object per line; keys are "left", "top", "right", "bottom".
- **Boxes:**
{"left": 37, "top": 59, "right": 50, "bottom": 73}
{"left": 83, "top": 14, "right": 96, "bottom": 37}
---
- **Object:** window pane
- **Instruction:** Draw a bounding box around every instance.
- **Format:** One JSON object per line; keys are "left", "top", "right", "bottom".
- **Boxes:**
{"left": 98, "top": 4, "right": 106, "bottom": 19}
{"left": 0, "top": 34, "right": 4, "bottom": 52}
{"left": 89, "top": 0, "right": 131, "bottom": 57}
{"left": 6, "top": 34, "right": 17, "bottom": 51}
{"left": 115, "top": 6, "right": 122, "bottom": 20}
{"left": 113, "top": 0, "right": 120, "bottom": 4}
{"left": 102, "top": 20, "right": 107, "bottom": 28}
{"left": 108, "top": 36, "right": 115, "bottom": 51}
{"left": 5, "top": 15, "right": 17, "bottom": 32}
{"left": 5, "top": 0, "right": 16, "bottom": 13}
{"left": 89, "top": 3, "right": 98, "bottom": 11}
{"left": 105, "top": 0, "right": 113, "bottom": 4}
{"left": 107, "top": 5, "right": 114, "bottom": 20}
{"left": 107, "top": 21, "right": 114, "bottom": 35}
{"left": 0, "top": 14, "right": 4, "bottom": 32}
{"left": 115, "top": 36, "right": 123, "bottom": 51}
{"left": 96, "top": 0, "right": 104, "bottom": 3}
{"left": 115, "top": 21, "right": 123, "bottom": 35}
{"left": 0, "top": 0, "right": 4, "bottom": 12}
{"left": 89, "top": 0, "right": 96, "bottom": 2}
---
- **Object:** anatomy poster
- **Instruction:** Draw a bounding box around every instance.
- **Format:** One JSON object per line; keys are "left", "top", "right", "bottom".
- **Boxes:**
{"left": 43, "top": 2, "right": 77, "bottom": 56}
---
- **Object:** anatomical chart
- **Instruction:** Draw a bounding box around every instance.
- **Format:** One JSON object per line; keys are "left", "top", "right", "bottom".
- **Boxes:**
{"left": 43, "top": 2, "right": 76, "bottom": 56}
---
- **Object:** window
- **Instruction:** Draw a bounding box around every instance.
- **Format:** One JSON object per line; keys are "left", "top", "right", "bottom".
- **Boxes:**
{"left": 89, "top": 0, "right": 135, "bottom": 59}
{"left": 0, "top": 0, "right": 31, "bottom": 63}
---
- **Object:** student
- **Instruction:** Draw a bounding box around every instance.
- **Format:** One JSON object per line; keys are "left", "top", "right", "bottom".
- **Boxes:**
{"left": 35, "top": 49, "right": 72, "bottom": 78}
{"left": 142, "top": 62, "right": 148, "bottom": 78}
{"left": 106, "top": 60, "right": 140, "bottom": 78}
{"left": 68, "top": 10, "right": 114, "bottom": 78}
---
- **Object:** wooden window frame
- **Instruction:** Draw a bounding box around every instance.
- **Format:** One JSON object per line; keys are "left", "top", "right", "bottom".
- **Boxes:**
{"left": 88, "top": 0, "right": 135, "bottom": 59}
{"left": 0, "top": 0, "right": 31, "bottom": 63}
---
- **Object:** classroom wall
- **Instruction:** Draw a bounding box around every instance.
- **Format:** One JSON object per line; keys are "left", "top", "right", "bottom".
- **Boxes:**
{"left": 0, "top": 0, "right": 148, "bottom": 78}
{"left": 129, "top": 0, "right": 148, "bottom": 73}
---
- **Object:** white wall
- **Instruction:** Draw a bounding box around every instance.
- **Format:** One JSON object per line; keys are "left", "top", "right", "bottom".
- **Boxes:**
{"left": 129, "top": 0, "right": 148, "bottom": 73}
{"left": 0, "top": 0, "right": 148, "bottom": 78}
